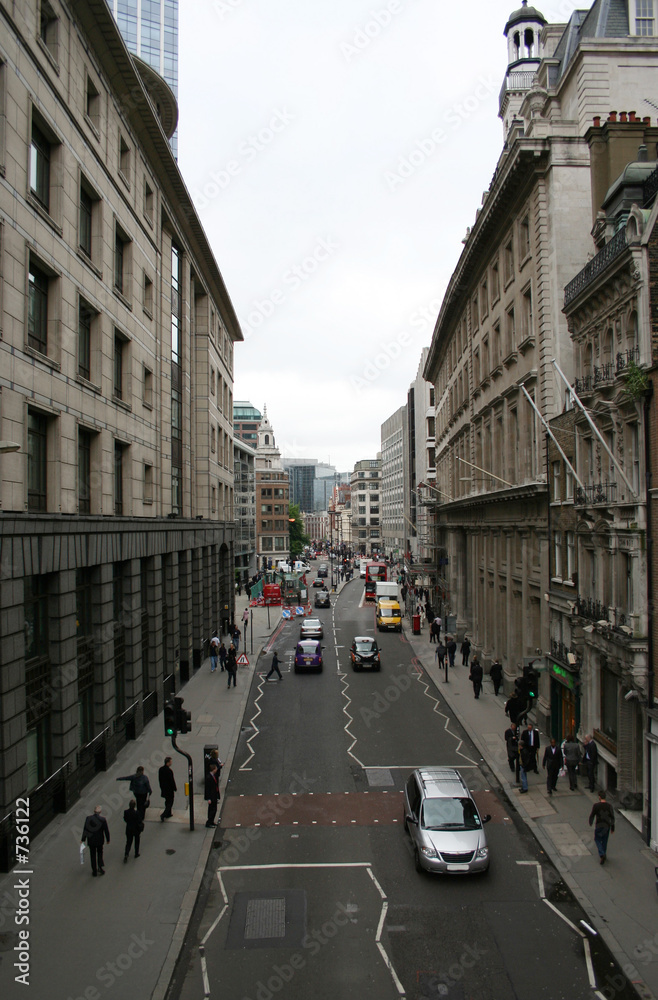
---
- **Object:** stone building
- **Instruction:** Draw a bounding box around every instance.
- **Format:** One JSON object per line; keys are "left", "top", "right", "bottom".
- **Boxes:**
{"left": 350, "top": 458, "right": 382, "bottom": 556}
{"left": 254, "top": 407, "right": 290, "bottom": 569}
{"left": 406, "top": 348, "right": 436, "bottom": 582}
{"left": 0, "top": 0, "right": 241, "bottom": 851}
{"left": 424, "top": 0, "right": 658, "bottom": 735}
{"left": 381, "top": 405, "right": 407, "bottom": 560}
{"left": 234, "top": 439, "right": 257, "bottom": 586}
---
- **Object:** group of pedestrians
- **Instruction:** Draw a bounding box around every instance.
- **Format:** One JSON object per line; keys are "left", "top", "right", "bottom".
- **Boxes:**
{"left": 209, "top": 633, "right": 238, "bottom": 687}
{"left": 81, "top": 751, "right": 222, "bottom": 875}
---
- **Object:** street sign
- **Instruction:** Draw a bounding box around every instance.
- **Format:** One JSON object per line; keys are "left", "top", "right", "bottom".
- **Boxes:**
{"left": 295, "top": 606, "right": 305, "bottom": 615}
{"left": 237, "top": 653, "right": 249, "bottom": 666}
{"left": 282, "top": 609, "right": 291, "bottom": 619}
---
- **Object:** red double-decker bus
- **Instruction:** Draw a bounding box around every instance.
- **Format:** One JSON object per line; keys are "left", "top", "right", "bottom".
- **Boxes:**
{"left": 364, "top": 561, "right": 387, "bottom": 601}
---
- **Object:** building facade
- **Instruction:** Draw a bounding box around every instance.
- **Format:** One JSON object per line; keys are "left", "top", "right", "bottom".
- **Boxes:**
{"left": 407, "top": 348, "right": 437, "bottom": 577}
{"left": 425, "top": 0, "right": 658, "bottom": 735}
{"left": 233, "top": 401, "right": 262, "bottom": 447}
{"left": 381, "top": 406, "right": 407, "bottom": 559}
{"left": 282, "top": 458, "right": 317, "bottom": 513}
{"left": 0, "top": 0, "right": 240, "bottom": 849}
{"left": 254, "top": 407, "right": 290, "bottom": 569}
{"left": 350, "top": 458, "right": 382, "bottom": 556}
{"left": 234, "top": 440, "right": 257, "bottom": 585}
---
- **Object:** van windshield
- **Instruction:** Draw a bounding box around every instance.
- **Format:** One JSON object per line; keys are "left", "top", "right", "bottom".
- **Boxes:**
{"left": 380, "top": 608, "right": 397, "bottom": 617}
{"left": 421, "top": 797, "right": 481, "bottom": 831}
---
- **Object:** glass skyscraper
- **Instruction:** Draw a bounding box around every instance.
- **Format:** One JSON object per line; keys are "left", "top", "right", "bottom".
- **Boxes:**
{"left": 107, "top": 0, "right": 179, "bottom": 158}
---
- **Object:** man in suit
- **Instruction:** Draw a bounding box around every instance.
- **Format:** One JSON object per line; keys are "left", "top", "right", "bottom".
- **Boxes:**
{"left": 520, "top": 723, "right": 540, "bottom": 773}
{"left": 582, "top": 734, "right": 599, "bottom": 792}
{"left": 158, "top": 756, "right": 177, "bottom": 821}
{"left": 81, "top": 806, "right": 110, "bottom": 876}
{"left": 542, "top": 737, "right": 563, "bottom": 795}
{"left": 504, "top": 722, "right": 519, "bottom": 774}
{"left": 205, "top": 762, "right": 220, "bottom": 828}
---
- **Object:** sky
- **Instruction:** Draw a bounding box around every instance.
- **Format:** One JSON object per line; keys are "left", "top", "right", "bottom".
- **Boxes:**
{"left": 179, "top": 0, "right": 581, "bottom": 473}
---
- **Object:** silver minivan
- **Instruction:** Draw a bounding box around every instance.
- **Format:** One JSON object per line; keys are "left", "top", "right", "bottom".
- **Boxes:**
{"left": 403, "top": 767, "right": 490, "bottom": 874}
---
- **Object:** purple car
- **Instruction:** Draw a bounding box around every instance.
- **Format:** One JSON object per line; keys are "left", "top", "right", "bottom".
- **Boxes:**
{"left": 294, "top": 640, "right": 323, "bottom": 673}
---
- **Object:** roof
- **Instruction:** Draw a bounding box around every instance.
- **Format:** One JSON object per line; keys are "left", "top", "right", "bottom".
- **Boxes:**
{"left": 416, "top": 767, "right": 468, "bottom": 797}
{"left": 552, "top": 0, "right": 630, "bottom": 82}
{"left": 505, "top": 1, "right": 547, "bottom": 35}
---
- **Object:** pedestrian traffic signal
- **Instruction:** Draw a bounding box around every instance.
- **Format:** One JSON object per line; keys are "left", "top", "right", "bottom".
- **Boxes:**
{"left": 164, "top": 699, "right": 176, "bottom": 737}
{"left": 175, "top": 696, "right": 191, "bottom": 734}
{"left": 525, "top": 668, "right": 539, "bottom": 700}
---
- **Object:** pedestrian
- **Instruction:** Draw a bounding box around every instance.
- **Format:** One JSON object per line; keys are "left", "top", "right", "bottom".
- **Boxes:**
{"left": 589, "top": 790, "right": 615, "bottom": 864}
{"left": 582, "top": 734, "right": 598, "bottom": 792}
{"left": 430, "top": 619, "right": 440, "bottom": 644}
{"left": 504, "top": 722, "right": 519, "bottom": 774}
{"left": 218, "top": 641, "right": 227, "bottom": 672}
{"left": 505, "top": 692, "right": 526, "bottom": 726}
{"left": 205, "top": 762, "right": 220, "bottom": 828}
{"left": 518, "top": 737, "right": 534, "bottom": 793}
{"left": 158, "top": 756, "right": 177, "bottom": 821}
{"left": 123, "top": 799, "right": 143, "bottom": 862}
{"left": 81, "top": 805, "right": 110, "bottom": 877}
{"left": 425, "top": 602, "right": 433, "bottom": 624}
{"left": 227, "top": 643, "right": 238, "bottom": 688}
{"left": 401, "top": 584, "right": 407, "bottom": 603}
{"left": 266, "top": 650, "right": 282, "bottom": 681}
{"left": 232, "top": 626, "right": 241, "bottom": 653}
{"left": 520, "top": 723, "right": 540, "bottom": 773}
{"left": 542, "top": 737, "right": 563, "bottom": 795}
{"left": 447, "top": 637, "right": 457, "bottom": 667}
{"left": 242, "top": 607, "right": 249, "bottom": 630}
{"left": 460, "top": 636, "right": 471, "bottom": 667}
{"left": 469, "top": 656, "right": 483, "bottom": 698}
{"left": 237, "top": 580, "right": 242, "bottom": 597}
{"left": 489, "top": 658, "right": 503, "bottom": 696}
{"left": 209, "top": 634, "right": 220, "bottom": 672}
{"left": 116, "top": 765, "right": 152, "bottom": 821}
{"left": 562, "top": 734, "right": 581, "bottom": 790}
{"left": 436, "top": 641, "right": 447, "bottom": 669}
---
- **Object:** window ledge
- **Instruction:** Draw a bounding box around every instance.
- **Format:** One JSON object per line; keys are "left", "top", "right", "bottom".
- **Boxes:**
{"left": 113, "top": 287, "right": 133, "bottom": 311}
{"left": 504, "top": 274, "right": 515, "bottom": 291}
{"left": 36, "top": 36, "right": 60, "bottom": 75}
{"left": 491, "top": 364, "right": 503, "bottom": 380}
{"left": 519, "top": 251, "right": 532, "bottom": 270}
{"left": 118, "top": 169, "right": 131, "bottom": 192}
{"left": 25, "top": 344, "right": 60, "bottom": 370}
{"left": 112, "top": 396, "right": 132, "bottom": 412}
{"left": 76, "top": 374, "right": 101, "bottom": 393}
{"left": 518, "top": 335, "right": 535, "bottom": 354}
{"left": 143, "top": 497, "right": 153, "bottom": 505}
{"left": 77, "top": 248, "right": 103, "bottom": 279}
{"left": 143, "top": 305, "right": 153, "bottom": 320}
{"left": 562, "top": 580, "right": 576, "bottom": 587}
{"left": 27, "top": 193, "right": 63, "bottom": 236}
{"left": 142, "top": 400, "right": 153, "bottom": 411}
{"left": 84, "top": 114, "right": 100, "bottom": 141}
{"left": 503, "top": 350, "right": 518, "bottom": 368}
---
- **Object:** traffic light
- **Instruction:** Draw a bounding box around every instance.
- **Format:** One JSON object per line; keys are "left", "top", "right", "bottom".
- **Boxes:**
{"left": 175, "top": 696, "right": 191, "bottom": 734}
{"left": 525, "top": 668, "right": 539, "bottom": 701}
{"left": 164, "top": 699, "right": 176, "bottom": 737}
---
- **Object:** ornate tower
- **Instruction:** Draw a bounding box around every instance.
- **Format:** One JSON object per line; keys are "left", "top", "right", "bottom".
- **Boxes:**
{"left": 499, "top": 1, "right": 547, "bottom": 139}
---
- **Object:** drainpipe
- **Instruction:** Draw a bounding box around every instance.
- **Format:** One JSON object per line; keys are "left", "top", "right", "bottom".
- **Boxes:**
{"left": 644, "top": 381, "right": 654, "bottom": 847}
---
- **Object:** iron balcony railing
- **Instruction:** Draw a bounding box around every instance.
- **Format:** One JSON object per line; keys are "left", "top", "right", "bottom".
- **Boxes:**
{"left": 574, "top": 481, "right": 617, "bottom": 506}
{"left": 550, "top": 639, "right": 580, "bottom": 667}
{"left": 573, "top": 348, "right": 640, "bottom": 395}
{"left": 574, "top": 596, "right": 629, "bottom": 633}
{"left": 564, "top": 228, "right": 628, "bottom": 306}
{"left": 643, "top": 164, "right": 658, "bottom": 205}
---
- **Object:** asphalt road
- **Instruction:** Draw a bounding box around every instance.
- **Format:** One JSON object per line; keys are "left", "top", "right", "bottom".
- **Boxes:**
{"left": 169, "top": 572, "right": 637, "bottom": 1000}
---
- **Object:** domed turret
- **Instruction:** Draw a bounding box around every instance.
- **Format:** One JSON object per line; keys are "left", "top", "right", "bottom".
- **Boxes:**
{"left": 504, "top": 0, "right": 546, "bottom": 66}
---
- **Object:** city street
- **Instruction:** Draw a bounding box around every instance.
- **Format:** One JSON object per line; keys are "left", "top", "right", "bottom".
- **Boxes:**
{"left": 169, "top": 573, "right": 637, "bottom": 1000}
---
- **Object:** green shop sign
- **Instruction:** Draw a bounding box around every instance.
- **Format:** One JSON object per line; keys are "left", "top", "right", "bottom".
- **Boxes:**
{"left": 551, "top": 663, "right": 575, "bottom": 690}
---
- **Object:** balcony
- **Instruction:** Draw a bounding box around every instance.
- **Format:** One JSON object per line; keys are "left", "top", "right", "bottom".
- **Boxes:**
{"left": 550, "top": 639, "right": 580, "bottom": 668}
{"left": 564, "top": 228, "right": 627, "bottom": 307}
{"left": 574, "top": 596, "right": 630, "bottom": 635}
{"left": 574, "top": 481, "right": 617, "bottom": 506}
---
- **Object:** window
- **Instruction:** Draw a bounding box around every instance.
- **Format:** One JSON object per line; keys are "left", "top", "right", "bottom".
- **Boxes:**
{"left": 113, "top": 332, "right": 126, "bottom": 400}
{"left": 274, "top": 536, "right": 287, "bottom": 551}
{"left": 28, "top": 410, "right": 48, "bottom": 512}
{"left": 261, "top": 536, "right": 273, "bottom": 551}
{"left": 520, "top": 215, "right": 530, "bottom": 259}
{"left": 79, "top": 187, "right": 92, "bottom": 257}
{"left": 480, "top": 278, "right": 488, "bottom": 320}
{"left": 143, "top": 177, "right": 154, "bottom": 224}
{"left": 114, "top": 225, "right": 127, "bottom": 295}
{"left": 600, "top": 664, "right": 618, "bottom": 743}
{"left": 171, "top": 244, "right": 182, "bottom": 363}
{"left": 491, "top": 258, "right": 500, "bottom": 302}
{"left": 78, "top": 429, "right": 93, "bottom": 513}
{"left": 521, "top": 287, "right": 533, "bottom": 345}
{"left": 565, "top": 464, "right": 574, "bottom": 500}
{"left": 429, "top": 387, "right": 435, "bottom": 407}
{"left": 144, "top": 464, "right": 153, "bottom": 503}
{"left": 505, "top": 306, "right": 516, "bottom": 358}
{"left": 261, "top": 488, "right": 272, "bottom": 498}
{"left": 171, "top": 469, "right": 182, "bottom": 515}
{"left": 504, "top": 237, "right": 514, "bottom": 284}
{"left": 553, "top": 531, "right": 562, "bottom": 578}
{"left": 210, "top": 368, "right": 216, "bottom": 395}
{"left": 30, "top": 122, "right": 51, "bottom": 210}
{"left": 143, "top": 272, "right": 153, "bottom": 315}
{"left": 39, "top": 0, "right": 58, "bottom": 62}
{"left": 358, "top": 506, "right": 366, "bottom": 515}
{"left": 211, "top": 485, "right": 216, "bottom": 513}
{"left": 78, "top": 299, "right": 96, "bottom": 382}
{"left": 566, "top": 531, "right": 575, "bottom": 582}
{"left": 471, "top": 293, "right": 478, "bottom": 331}
{"left": 119, "top": 134, "right": 131, "bottom": 184}
{"left": 28, "top": 262, "right": 49, "bottom": 354}
{"left": 262, "top": 504, "right": 272, "bottom": 514}
{"left": 636, "top": 0, "right": 655, "bottom": 34}
{"left": 114, "top": 441, "right": 124, "bottom": 515}
{"left": 171, "top": 389, "right": 182, "bottom": 440}
{"left": 211, "top": 426, "right": 216, "bottom": 453}
{"left": 552, "top": 461, "right": 561, "bottom": 501}
{"left": 85, "top": 74, "right": 100, "bottom": 130}
{"left": 143, "top": 367, "right": 153, "bottom": 407}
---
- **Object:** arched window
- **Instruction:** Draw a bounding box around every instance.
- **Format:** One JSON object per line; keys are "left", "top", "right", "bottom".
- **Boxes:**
{"left": 603, "top": 327, "right": 613, "bottom": 366}
{"left": 513, "top": 30, "right": 521, "bottom": 59}
{"left": 583, "top": 342, "right": 593, "bottom": 373}
{"left": 524, "top": 28, "right": 535, "bottom": 57}
{"left": 264, "top": 434, "right": 269, "bottom": 445}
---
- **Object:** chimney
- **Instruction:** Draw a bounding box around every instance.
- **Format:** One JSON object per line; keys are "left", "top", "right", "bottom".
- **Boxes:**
{"left": 620, "top": 112, "right": 628, "bottom": 123}
{"left": 608, "top": 111, "right": 617, "bottom": 122}
{"left": 593, "top": 116, "right": 601, "bottom": 127}
{"left": 638, "top": 144, "right": 648, "bottom": 162}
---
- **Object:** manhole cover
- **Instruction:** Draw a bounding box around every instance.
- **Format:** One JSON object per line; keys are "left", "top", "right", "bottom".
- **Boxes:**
{"left": 244, "top": 897, "right": 286, "bottom": 939}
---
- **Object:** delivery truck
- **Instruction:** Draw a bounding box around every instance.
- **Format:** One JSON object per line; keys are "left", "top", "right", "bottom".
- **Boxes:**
{"left": 375, "top": 581, "right": 398, "bottom": 600}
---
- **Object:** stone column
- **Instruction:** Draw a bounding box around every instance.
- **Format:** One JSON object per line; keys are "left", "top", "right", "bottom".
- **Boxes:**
{"left": 48, "top": 569, "right": 79, "bottom": 773}
{"left": 121, "top": 558, "right": 143, "bottom": 735}
{"left": 0, "top": 556, "right": 26, "bottom": 813}
{"left": 191, "top": 547, "right": 204, "bottom": 667}
{"left": 178, "top": 548, "right": 192, "bottom": 682}
{"left": 94, "top": 562, "right": 116, "bottom": 766}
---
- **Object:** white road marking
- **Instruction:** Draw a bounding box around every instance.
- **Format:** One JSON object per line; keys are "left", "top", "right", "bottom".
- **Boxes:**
{"left": 238, "top": 674, "right": 265, "bottom": 771}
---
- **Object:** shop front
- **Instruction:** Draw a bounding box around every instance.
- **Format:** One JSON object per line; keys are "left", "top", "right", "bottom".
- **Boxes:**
{"left": 549, "top": 660, "right": 580, "bottom": 742}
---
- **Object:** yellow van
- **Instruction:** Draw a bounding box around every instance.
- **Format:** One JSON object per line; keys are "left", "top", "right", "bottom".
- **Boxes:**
{"left": 376, "top": 599, "right": 402, "bottom": 632}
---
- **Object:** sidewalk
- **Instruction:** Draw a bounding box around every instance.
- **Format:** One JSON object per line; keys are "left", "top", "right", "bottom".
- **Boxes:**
{"left": 0, "top": 591, "right": 278, "bottom": 1000}
{"left": 403, "top": 618, "right": 658, "bottom": 1000}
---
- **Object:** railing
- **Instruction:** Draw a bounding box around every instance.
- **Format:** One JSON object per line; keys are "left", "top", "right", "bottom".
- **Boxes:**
{"left": 499, "top": 71, "right": 536, "bottom": 106}
{"left": 564, "top": 228, "right": 628, "bottom": 306}
{"left": 574, "top": 481, "right": 617, "bottom": 506}
{"left": 643, "top": 164, "right": 658, "bottom": 205}
{"left": 143, "top": 690, "right": 158, "bottom": 724}
{"left": 574, "top": 597, "right": 628, "bottom": 632}
{"left": 550, "top": 639, "right": 580, "bottom": 667}
{"left": 76, "top": 726, "right": 111, "bottom": 789}
{"left": 616, "top": 346, "right": 640, "bottom": 372}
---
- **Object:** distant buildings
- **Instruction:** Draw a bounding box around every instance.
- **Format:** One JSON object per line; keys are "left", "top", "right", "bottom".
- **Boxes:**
{"left": 233, "top": 401, "right": 262, "bottom": 446}
{"left": 254, "top": 408, "right": 290, "bottom": 569}
{"left": 350, "top": 458, "right": 382, "bottom": 556}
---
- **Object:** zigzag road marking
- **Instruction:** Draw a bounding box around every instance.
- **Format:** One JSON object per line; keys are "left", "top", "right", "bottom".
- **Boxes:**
{"left": 410, "top": 656, "right": 479, "bottom": 766}
{"left": 239, "top": 673, "right": 265, "bottom": 771}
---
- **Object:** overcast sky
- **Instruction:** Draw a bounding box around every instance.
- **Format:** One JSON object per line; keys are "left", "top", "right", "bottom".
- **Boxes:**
{"left": 179, "top": 0, "right": 580, "bottom": 472}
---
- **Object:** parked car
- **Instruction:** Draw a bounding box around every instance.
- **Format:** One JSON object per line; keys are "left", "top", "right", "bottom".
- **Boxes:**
{"left": 300, "top": 618, "right": 323, "bottom": 640}
{"left": 317, "top": 564, "right": 329, "bottom": 578}
{"left": 403, "top": 767, "right": 491, "bottom": 875}
{"left": 294, "top": 640, "right": 323, "bottom": 673}
{"left": 314, "top": 590, "right": 331, "bottom": 609}
{"left": 350, "top": 636, "right": 381, "bottom": 671}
